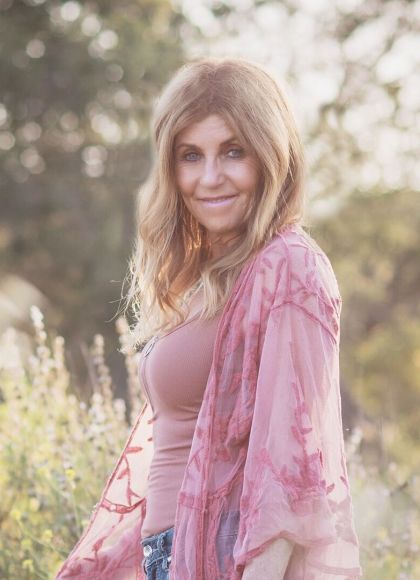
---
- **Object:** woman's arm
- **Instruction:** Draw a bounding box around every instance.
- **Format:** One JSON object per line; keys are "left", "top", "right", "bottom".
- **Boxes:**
{"left": 232, "top": 242, "right": 361, "bottom": 577}
{"left": 242, "top": 537, "right": 294, "bottom": 579}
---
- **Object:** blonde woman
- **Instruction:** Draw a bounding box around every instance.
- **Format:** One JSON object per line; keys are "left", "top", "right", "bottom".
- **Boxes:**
{"left": 56, "top": 58, "right": 362, "bottom": 579}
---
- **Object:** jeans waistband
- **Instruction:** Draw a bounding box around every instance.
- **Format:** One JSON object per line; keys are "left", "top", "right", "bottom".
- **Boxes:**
{"left": 140, "top": 526, "right": 174, "bottom": 561}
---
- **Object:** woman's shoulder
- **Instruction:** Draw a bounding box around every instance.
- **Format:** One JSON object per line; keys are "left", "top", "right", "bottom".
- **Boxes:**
{"left": 256, "top": 223, "right": 342, "bottom": 309}
{"left": 261, "top": 223, "right": 329, "bottom": 264}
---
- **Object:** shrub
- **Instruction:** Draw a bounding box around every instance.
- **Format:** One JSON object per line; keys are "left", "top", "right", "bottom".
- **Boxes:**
{"left": 0, "top": 307, "right": 139, "bottom": 579}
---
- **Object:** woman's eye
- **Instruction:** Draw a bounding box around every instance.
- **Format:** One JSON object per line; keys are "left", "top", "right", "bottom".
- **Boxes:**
{"left": 180, "top": 148, "right": 244, "bottom": 162}
{"left": 183, "top": 151, "right": 200, "bottom": 161}
{"left": 227, "top": 148, "right": 244, "bottom": 158}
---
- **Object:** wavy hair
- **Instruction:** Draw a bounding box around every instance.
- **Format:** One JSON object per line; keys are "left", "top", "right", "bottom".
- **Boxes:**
{"left": 121, "top": 57, "right": 307, "bottom": 349}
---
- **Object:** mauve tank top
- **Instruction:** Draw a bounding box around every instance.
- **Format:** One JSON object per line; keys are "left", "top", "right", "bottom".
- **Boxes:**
{"left": 139, "top": 288, "right": 222, "bottom": 539}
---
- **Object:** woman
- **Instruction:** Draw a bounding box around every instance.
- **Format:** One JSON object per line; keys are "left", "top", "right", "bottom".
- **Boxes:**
{"left": 56, "top": 58, "right": 362, "bottom": 579}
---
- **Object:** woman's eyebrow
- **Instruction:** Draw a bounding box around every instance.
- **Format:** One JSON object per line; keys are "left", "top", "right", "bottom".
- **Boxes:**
{"left": 175, "top": 137, "right": 239, "bottom": 150}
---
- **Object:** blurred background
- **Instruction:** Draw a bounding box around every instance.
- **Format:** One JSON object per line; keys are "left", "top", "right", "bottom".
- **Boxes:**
{"left": 0, "top": 0, "right": 419, "bottom": 578}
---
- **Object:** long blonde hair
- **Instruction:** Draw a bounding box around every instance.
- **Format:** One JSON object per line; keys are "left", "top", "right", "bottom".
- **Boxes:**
{"left": 121, "top": 57, "right": 307, "bottom": 349}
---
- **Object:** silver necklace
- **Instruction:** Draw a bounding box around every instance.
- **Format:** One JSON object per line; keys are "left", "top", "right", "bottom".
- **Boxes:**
{"left": 184, "top": 279, "right": 203, "bottom": 303}
{"left": 143, "top": 280, "right": 203, "bottom": 357}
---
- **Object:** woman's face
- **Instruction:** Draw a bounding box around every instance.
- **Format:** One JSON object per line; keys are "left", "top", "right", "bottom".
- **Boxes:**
{"left": 174, "top": 114, "right": 260, "bottom": 255}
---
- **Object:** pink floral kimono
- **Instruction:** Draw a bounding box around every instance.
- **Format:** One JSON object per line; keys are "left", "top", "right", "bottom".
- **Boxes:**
{"left": 56, "top": 224, "right": 362, "bottom": 579}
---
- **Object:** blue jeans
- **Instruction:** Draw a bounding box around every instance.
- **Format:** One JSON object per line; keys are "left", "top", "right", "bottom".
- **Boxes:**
{"left": 140, "top": 526, "right": 174, "bottom": 580}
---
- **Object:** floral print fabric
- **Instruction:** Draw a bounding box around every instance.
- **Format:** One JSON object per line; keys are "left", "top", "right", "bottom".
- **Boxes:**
{"left": 56, "top": 224, "right": 362, "bottom": 579}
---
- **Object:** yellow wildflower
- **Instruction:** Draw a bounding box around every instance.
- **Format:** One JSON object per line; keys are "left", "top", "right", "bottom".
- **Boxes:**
{"left": 29, "top": 497, "right": 40, "bottom": 512}
{"left": 22, "top": 559, "right": 34, "bottom": 572}
{"left": 42, "top": 529, "right": 53, "bottom": 543}
{"left": 21, "top": 538, "right": 32, "bottom": 551}
{"left": 65, "top": 468, "right": 76, "bottom": 481}
{"left": 10, "top": 508, "right": 22, "bottom": 522}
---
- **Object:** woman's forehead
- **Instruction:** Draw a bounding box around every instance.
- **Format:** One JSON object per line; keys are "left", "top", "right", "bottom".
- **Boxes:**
{"left": 176, "top": 115, "right": 234, "bottom": 141}
{"left": 174, "top": 114, "right": 248, "bottom": 149}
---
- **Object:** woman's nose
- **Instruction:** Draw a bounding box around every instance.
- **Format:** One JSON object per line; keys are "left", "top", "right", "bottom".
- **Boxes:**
{"left": 199, "top": 157, "right": 224, "bottom": 188}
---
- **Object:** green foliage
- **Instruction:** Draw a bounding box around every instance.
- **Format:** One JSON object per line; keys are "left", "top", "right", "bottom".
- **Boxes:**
{"left": 0, "top": 0, "right": 186, "bottom": 367}
{"left": 0, "top": 310, "right": 419, "bottom": 578}
{"left": 313, "top": 190, "right": 420, "bottom": 470}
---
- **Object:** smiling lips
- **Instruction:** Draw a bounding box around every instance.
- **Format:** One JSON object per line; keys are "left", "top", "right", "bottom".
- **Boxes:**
{"left": 198, "top": 195, "right": 238, "bottom": 206}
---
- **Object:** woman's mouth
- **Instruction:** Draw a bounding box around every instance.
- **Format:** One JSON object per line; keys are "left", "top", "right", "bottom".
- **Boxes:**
{"left": 198, "top": 195, "right": 238, "bottom": 207}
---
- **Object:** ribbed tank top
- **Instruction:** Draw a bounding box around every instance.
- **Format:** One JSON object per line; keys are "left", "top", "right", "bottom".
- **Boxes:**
{"left": 139, "top": 288, "right": 222, "bottom": 539}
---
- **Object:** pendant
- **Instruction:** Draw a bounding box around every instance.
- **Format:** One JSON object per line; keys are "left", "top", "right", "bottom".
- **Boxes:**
{"left": 143, "top": 335, "right": 159, "bottom": 357}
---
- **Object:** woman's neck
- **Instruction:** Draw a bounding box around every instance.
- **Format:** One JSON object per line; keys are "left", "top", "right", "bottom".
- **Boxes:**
{"left": 208, "top": 231, "right": 242, "bottom": 259}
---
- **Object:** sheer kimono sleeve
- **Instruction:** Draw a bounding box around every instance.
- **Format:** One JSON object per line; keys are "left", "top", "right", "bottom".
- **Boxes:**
{"left": 233, "top": 290, "right": 362, "bottom": 578}
{"left": 55, "top": 401, "right": 154, "bottom": 579}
